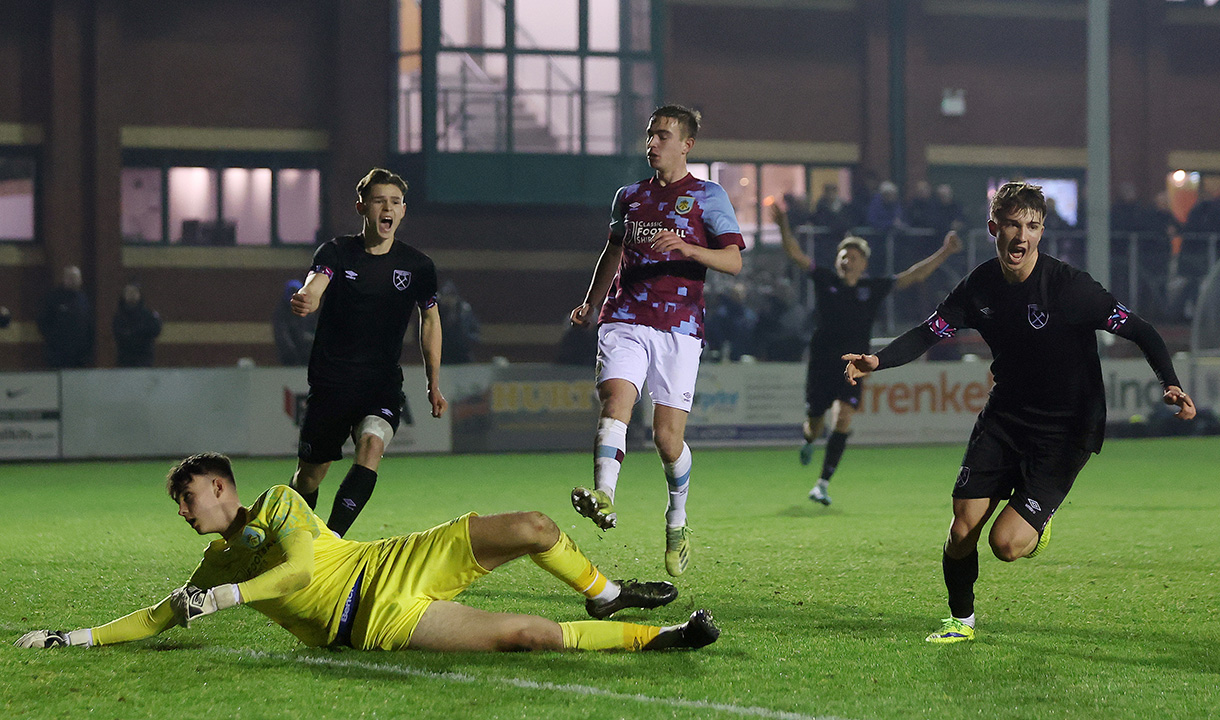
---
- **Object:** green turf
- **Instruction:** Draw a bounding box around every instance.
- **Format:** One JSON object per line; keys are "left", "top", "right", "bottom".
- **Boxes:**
{"left": 2, "top": 439, "right": 1218, "bottom": 719}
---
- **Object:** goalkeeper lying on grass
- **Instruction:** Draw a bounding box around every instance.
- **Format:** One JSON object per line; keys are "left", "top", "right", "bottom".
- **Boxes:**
{"left": 16, "top": 452, "right": 718, "bottom": 653}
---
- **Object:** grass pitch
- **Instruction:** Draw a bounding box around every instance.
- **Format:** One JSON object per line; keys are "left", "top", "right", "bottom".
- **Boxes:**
{"left": 1, "top": 438, "right": 1217, "bottom": 719}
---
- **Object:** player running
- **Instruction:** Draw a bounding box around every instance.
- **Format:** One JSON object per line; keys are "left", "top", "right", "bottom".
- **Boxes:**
{"left": 569, "top": 105, "right": 745, "bottom": 577}
{"left": 843, "top": 182, "right": 1195, "bottom": 643}
{"left": 288, "top": 168, "right": 447, "bottom": 538}
{"left": 772, "top": 203, "right": 961, "bottom": 505}
{"left": 15, "top": 453, "right": 719, "bottom": 653}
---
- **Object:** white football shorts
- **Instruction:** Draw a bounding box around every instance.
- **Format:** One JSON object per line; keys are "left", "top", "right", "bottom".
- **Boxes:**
{"left": 596, "top": 322, "right": 703, "bottom": 412}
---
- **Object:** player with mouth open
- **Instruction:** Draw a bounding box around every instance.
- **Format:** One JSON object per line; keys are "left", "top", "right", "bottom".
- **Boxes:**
{"left": 843, "top": 181, "right": 1195, "bottom": 643}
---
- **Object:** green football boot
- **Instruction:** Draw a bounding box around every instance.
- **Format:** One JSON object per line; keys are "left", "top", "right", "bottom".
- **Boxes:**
{"left": 664, "top": 524, "right": 692, "bottom": 577}
{"left": 925, "top": 617, "right": 975, "bottom": 644}
{"left": 1027, "top": 516, "right": 1053, "bottom": 559}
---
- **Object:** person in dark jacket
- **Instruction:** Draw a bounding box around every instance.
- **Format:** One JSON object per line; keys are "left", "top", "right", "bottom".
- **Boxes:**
{"left": 113, "top": 282, "right": 162, "bottom": 367}
{"left": 38, "top": 265, "right": 93, "bottom": 368}
{"left": 272, "top": 279, "right": 316, "bottom": 366}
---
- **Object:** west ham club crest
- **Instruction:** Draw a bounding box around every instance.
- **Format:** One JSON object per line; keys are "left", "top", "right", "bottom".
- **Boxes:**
{"left": 393, "top": 269, "right": 412, "bottom": 291}
{"left": 1028, "top": 303, "right": 1048, "bottom": 329}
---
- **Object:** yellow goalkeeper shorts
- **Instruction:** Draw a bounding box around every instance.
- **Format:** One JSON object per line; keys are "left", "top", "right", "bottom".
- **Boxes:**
{"left": 350, "top": 512, "right": 489, "bottom": 650}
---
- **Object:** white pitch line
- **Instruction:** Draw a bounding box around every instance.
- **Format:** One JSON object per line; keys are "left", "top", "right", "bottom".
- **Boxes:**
{"left": 230, "top": 648, "right": 853, "bottom": 720}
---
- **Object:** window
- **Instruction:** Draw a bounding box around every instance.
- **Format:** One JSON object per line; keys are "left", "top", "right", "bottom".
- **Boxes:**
{"left": 121, "top": 165, "right": 320, "bottom": 245}
{"left": 398, "top": 0, "right": 660, "bottom": 156}
{"left": 0, "top": 156, "right": 36, "bottom": 242}
{"left": 987, "top": 176, "right": 1079, "bottom": 226}
{"left": 702, "top": 162, "right": 850, "bottom": 249}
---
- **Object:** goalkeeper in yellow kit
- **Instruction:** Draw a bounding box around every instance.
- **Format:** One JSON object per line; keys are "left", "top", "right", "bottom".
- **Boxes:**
{"left": 15, "top": 453, "right": 718, "bottom": 653}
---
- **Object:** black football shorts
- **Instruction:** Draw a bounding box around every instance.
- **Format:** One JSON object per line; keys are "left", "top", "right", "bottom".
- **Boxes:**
{"left": 953, "top": 407, "right": 1091, "bottom": 532}
{"left": 805, "top": 355, "right": 862, "bottom": 418}
{"left": 297, "top": 384, "right": 407, "bottom": 464}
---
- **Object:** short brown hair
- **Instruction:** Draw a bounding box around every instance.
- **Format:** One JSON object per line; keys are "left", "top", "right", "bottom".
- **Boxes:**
{"left": 989, "top": 181, "right": 1046, "bottom": 223}
{"left": 838, "top": 235, "right": 871, "bottom": 261}
{"left": 167, "top": 452, "right": 235, "bottom": 500}
{"left": 650, "top": 104, "right": 701, "bottom": 140}
{"left": 356, "top": 168, "right": 408, "bottom": 202}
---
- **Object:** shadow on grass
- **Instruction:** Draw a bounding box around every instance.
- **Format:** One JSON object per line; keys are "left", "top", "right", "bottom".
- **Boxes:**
{"left": 982, "top": 617, "right": 1220, "bottom": 676}
{"left": 775, "top": 504, "right": 841, "bottom": 518}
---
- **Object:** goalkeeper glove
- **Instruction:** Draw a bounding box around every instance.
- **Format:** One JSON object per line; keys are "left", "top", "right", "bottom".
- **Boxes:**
{"left": 14, "top": 629, "right": 93, "bottom": 649}
{"left": 170, "top": 583, "right": 242, "bottom": 628}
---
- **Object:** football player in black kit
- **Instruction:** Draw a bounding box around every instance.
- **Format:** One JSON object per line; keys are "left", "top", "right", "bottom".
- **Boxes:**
{"left": 772, "top": 203, "right": 961, "bottom": 506}
{"left": 288, "top": 168, "right": 447, "bottom": 537}
{"left": 843, "top": 182, "right": 1195, "bottom": 643}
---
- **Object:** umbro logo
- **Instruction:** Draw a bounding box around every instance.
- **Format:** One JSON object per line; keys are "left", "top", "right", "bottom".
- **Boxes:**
{"left": 1025, "top": 498, "right": 1042, "bottom": 514}
{"left": 345, "top": 270, "right": 359, "bottom": 281}
{"left": 380, "top": 408, "right": 393, "bottom": 417}
{"left": 629, "top": 202, "right": 641, "bottom": 210}
{"left": 980, "top": 307, "right": 993, "bottom": 317}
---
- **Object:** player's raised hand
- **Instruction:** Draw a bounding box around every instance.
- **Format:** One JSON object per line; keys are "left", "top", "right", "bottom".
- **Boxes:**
{"left": 943, "top": 231, "right": 963, "bottom": 254}
{"left": 768, "top": 202, "right": 788, "bottom": 227}
{"left": 570, "top": 303, "right": 594, "bottom": 327}
{"left": 842, "top": 353, "right": 879, "bottom": 386}
{"left": 651, "top": 230, "right": 695, "bottom": 257}
{"left": 1163, "top": 385, "right": 1196, "bottom": 420}
{"left": 170, "top": 584, "right": 240, "bottom": 628}
{"left": 290, "top": 290, "right": 319, "bottom": 317}
{"left": 14, "top": 629, "right": 92, "bottom": 648}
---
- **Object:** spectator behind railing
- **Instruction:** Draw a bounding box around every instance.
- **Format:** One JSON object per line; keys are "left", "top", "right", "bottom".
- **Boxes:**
{"left": 705, "top": 282, "right": 758, "bottom": 362}
{"left": 866, "top": 181, "right": 905, "bottom": 233}
{"left": 930, "top": 184, "right": 967, "bottom": 237}
{"left": 437, "top": 280, "right": 480, "bottom": 365}
{"left": 906, "top": 180, "right": 935, "bottom": 231}
{"left": 1185, "top": 185, "right": 1220, "bottom": 234}
{"left": 811, "top": 183, "right": 854, "bottom": 240}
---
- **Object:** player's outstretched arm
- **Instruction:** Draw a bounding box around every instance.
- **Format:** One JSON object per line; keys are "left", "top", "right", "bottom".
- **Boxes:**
{"left": 17, "top": 593, "right": 183, "bottom": 649}
{"left": 769, "top": 203, "right": 813, "bottom": 271}
{"left": 290, "top": 271, "right": 330, "bottom": 317}
{"left": 1163, "top": 385, "right": 1196, "bottom": 420}
{"left": 893, "top": 231, "right": 962, "bottom": 290}
{"left": 572, "top": 241, "right": 623, "bottom": 327}
{"left": 1111, "top": 310, "right": 1195, "bottom": 420}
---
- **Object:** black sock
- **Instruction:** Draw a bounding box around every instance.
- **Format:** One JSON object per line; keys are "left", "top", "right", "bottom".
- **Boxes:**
{"left": 820, "top": 431, "right": 850, "bottom": 481}
{"left": 327, "top": 464, "right": 378, "bottom": 537}
{"left": 292, "top": 483, "right": 319, "bottom": 510}
{"left": 943, "top": 547, "right": 979, "bottom": 619}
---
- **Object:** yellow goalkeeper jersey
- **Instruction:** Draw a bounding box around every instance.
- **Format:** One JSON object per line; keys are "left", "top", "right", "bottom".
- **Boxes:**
{"left": 94, "top": 485, "right": 381, "bottom": 648}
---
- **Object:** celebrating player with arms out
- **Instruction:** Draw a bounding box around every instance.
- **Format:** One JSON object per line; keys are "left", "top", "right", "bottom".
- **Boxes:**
{"left": 772, "top": 203, "right": 961, "bottom": 506}
{"left": 569, "top": 105, "right": 744, "bottom": 577}
{"left": 288, "top": 168, "right": 447, "bottom": 538}
{"left": 843, "top": 182, "right": 1195, "bottom": 644}
{"left": 15, "top": 453, "right": 718, "bottom": 653}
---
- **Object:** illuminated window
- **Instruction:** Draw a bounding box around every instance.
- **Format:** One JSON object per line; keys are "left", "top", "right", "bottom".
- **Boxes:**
{"left": 122, "top": 165, "right": 321, "bottom": 246}
{"left": 0, "top": 156, "right": 36, "bottom": 242}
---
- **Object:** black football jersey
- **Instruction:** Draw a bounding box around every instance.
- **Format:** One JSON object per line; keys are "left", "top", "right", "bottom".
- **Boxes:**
{"left": 808, "top": 267, "right": 895, "bottom": 358}
{"left": 306, "top": 235, "right": 438, "bottom": 390}
{"left": 930, "top": 255, "right": 1118, "bottom": 450}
